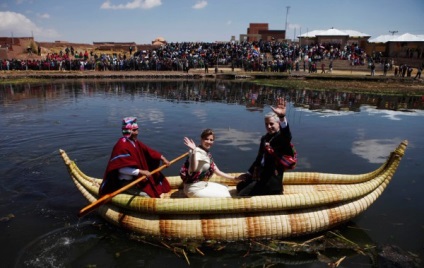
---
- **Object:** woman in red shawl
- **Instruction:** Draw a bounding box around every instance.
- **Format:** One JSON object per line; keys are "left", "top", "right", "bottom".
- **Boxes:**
{"left": 99, "top": 117, "right": 171, "bottom": 198}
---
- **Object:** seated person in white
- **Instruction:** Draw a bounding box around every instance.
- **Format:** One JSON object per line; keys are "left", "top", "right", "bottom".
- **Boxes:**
{"left": 181, "top": 129, "right": 240, "bottom": 198}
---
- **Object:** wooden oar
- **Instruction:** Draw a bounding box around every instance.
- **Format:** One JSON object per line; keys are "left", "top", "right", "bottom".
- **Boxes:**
{"left": 78, "top": 152, "right": 189, "bottom": 217}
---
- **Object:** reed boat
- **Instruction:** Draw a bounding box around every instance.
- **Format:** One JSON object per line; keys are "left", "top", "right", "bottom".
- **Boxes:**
{"left": 60, "top": 140, "right": 407, "bottom": 242}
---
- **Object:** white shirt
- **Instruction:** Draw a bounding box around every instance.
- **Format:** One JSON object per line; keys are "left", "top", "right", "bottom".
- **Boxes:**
{"left": 118, "top": 167, "right": 139, "bottom": 180}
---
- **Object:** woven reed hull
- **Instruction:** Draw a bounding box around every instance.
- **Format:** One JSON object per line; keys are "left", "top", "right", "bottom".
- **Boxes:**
{"left": 60, "top": 140, "right": 407, "bottom": 241}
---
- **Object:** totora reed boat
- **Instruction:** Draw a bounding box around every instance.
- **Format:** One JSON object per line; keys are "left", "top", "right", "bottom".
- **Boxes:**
{"left": 60, "top": 140, "right": 407, "bottom": 242}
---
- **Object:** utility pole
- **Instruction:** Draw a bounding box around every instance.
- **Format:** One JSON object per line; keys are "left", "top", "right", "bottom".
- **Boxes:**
{"left": 389, "top": 30, "right": 398, "bottom": 36}
{"left": 285, "top": 6, "right": 290, "bottom": 35}
{"left": 299, "top": 27, "right": 302, "bottom": 45}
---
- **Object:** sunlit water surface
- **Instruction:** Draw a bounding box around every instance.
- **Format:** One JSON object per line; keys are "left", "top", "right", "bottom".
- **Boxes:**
{"left": 1, "top": 80, "right": 423, "bottom": 267}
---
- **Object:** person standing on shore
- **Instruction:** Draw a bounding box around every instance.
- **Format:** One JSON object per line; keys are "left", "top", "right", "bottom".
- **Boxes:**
{"left": 371, "top": 62, "right": 376, "bottom": 76}
{"left": 401, "top": 64, "right": 407, "bottom": 77}
{"left": 204, "top": 61, "right": 209, "bottom": 73}
{"left": 415, "top": 67, "right": 422, "bottom": 79}
{"left": 407, "top": 66, "right": 413, "bottom": 77}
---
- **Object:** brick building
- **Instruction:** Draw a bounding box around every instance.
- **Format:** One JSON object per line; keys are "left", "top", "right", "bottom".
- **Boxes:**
{"left": 240, "top": 23, "right": 286, "bottom": 42}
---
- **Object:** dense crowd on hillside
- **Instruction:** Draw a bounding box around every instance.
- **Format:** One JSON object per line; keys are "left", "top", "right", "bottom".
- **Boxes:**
{"left": 0, "top": 40, "right": 381, "bottom": 72}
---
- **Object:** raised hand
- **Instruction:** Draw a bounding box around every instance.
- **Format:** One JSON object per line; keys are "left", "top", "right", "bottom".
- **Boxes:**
{"left": 183, "top": 137, "right": 196, "bottom": 151}
{"left": 270, "top": 97, "right": 287, "bottom": 117}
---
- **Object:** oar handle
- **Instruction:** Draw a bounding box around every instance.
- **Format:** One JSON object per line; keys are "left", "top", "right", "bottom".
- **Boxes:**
{"left": 78, "top": 152, "right": 189, "bottom": 217}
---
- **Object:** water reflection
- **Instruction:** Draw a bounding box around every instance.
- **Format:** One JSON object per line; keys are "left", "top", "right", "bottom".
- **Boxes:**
{"left": 10, "top": 221, "right": 377, "bottom": 267}
{"left": 14, "top": 219, "right": 420, "bottom": 268}
{"left": 351, "top": 138, "right": 405, "bottom": 164}
{"left": 1, "top": 79, "right": 423, "bottom": 112}
{"left": 291, "top": 90, "right": 423, "bottom": 112}
{"left": 1, "top": 79, "right": 423, "bottom": 267}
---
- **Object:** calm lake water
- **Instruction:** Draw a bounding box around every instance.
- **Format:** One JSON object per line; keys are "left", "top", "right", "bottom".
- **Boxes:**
{"left": 1, "top": 79, "right": 423, "bottom": 267}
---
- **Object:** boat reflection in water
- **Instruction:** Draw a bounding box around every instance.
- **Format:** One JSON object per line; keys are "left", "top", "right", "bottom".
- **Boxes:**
{"left": 13, "top": 220, "right": 377, "bottom": 267}
{"left": 14, "top": 220, "right": 419, "bottom": 267}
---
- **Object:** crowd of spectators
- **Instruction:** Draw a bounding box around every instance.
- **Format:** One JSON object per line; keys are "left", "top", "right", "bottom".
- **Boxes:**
{"left": 0, "top": 40, "right": 373, "bottom": 72}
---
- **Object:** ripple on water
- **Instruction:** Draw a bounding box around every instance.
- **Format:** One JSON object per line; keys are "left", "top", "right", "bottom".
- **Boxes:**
{"left": 15, "top": 223, "right": 102, "bottom": 268}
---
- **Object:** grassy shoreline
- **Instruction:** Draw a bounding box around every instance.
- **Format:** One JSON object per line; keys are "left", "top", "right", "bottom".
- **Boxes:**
{"left": 253, "top": 77, "right": 424, "bottom": 96}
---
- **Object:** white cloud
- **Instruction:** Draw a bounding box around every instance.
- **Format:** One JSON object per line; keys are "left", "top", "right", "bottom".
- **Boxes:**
{"left": 101, "top": 0, "right": 162, "bottom": 10}
{"left": 14, "top": 0, "right": 35, "bottom": 5}
{"left": 214, "top": 128, "right": 260, "bottom": 149}
{"left": 192, "top": 1, "right": 207, "bottom": 9}
{"left": 288, "top": 23, "right": 301, "bottom": 31}
{"left": 0, "top": 11, "right": 59, "bottom": 40}
{"left": 351, "top": 138, "right": 403, "bottom": 164}
{"left": 286, "top": 23, "right": 302, "bottom": 39}
{"left": 37, "top": 13, "right": 50, "bottom": 19}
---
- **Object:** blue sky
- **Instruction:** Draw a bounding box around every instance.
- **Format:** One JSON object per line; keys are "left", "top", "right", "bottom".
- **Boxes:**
{"left": 1, "top": 0, "right": 423, "bottom": 44}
